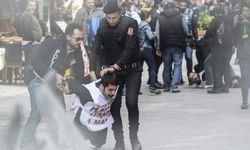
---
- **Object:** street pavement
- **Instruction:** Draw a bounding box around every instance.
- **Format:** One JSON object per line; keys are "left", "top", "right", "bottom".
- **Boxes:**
{"left": 0, "top": 57, "right": 250, "bottom": 150}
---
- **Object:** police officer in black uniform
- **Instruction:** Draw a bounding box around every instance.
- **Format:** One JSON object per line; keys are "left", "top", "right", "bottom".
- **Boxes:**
{"left": 90, "top": 1, "right": 142, "bottom": 150}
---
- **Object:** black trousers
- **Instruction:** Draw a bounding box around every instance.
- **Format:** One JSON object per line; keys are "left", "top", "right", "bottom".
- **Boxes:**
{"left": 154, "top": 51, "right": 163, "bottom": 82}
{"left": 111, "top": 68, "right": 142, "bottom": 144}
{"left": 239, "top": 57, "right": 250, "bottom": 103}
{"left": 211, "top": 46, "right": 233, "bottom": 90}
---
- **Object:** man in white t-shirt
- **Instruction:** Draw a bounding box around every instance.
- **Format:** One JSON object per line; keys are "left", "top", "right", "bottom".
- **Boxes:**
{"left": 58, "top": 72, "right": 118, "bottom": 149}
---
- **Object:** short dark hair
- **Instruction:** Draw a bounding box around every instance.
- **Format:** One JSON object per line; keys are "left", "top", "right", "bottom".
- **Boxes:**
{"left": 218, "top": 0, "right": 225, "bottom": 3}
{"left": 98, "top": 72, "right": 118, "bottom": 87}
{"left": 154, "top": 0, "right": 163, "bottom": 6}
{"left": 64, "top": 22, "right": 82, "bottom": 35}
{"left": 214, "top": 6, "right": 225, "bottom": 15}
{"left": 122, "top": 1, "right": 132, "bottom": 9}
{"left": 95, "top": 0, "right": 103, "bottom": 8}
{"left": 165, "top": 2, "right": 176, "bottom": 9}
{"left": 140, "top": 10, "right": 150, "bottom": 20}
{"left": 103, "top": 0, "right": 121, "bottom": 14}
{"left": 179, "top": 0, "right": 188, "bottom": 4}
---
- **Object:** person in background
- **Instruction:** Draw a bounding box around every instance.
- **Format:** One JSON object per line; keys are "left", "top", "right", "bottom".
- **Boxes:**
{"left": 148, "top": 0, "right": 164, "bottom": 89}
{"left": 18, "top": 0, "right": 43, "bottom": 85}
{"left": 178, "top": 0, "right": 198, "bottom": 85}
{"left": 73, "top": 0, "right": 95, "bottom": 45}
{"left": 87, "top": 0, "right": 105, "bottom": 50}
{"left": 131, "top": 0, "right": 140, "bottom": 12}
{"left": 50, "top": 0, "right": 72, "bottom": 35}
{"left": 138, "top": 10, "right": 161, "bottom": 94}
{"left": 123, "top": 1, "right": 141, "bottom": 25}
{"left": 86, "top": 0, "right": 105, "bottom": 79}
{"left": 156, "top": 4, "right": 186, "bottom": 93}
{"left": 205, "top": 6, "right": 234, "bottom": 94}
{"left": 233, "top": 4, "right": 250, "bottom": 109}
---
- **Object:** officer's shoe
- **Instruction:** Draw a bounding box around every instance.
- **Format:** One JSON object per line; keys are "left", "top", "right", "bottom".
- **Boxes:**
{"left": 241, "top": 103, "right": 249, "bottom": 110}
{"left": 113, "top": 142, "right": 125, "bottom": 150}
{"left": 131, "top": 140, "right": 142, "bottom": 150}
{"left": 207, "top": 88, "right": 221, "bottom": 94}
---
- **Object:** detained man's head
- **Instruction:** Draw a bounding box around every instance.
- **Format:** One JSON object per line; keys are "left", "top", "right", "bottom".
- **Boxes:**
{"left": 140, "top": 10, "right": 151, "bottom": 22}
{"left": 188, "top": 72, "right": 201, "bottom": 85}
{"left": 98, "top": 72, "right": 118, "bottom": 101}
{"left": 101, "top": 84, "right": 117, "bottom": 100}
{"left": 65, "top": 23, "right": 84, "bottom": 49}
{"left": 103, "top": 0, "right": 122, "bottom": 27}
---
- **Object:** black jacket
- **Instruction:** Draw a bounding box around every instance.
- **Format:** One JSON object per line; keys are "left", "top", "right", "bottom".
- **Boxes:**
{"left": 234, "top": 20, "right": 250, "bottom": 58}
{"left": 31, "top": 35, "right": 83, "bottom": 81}
{"left": 204, "top": 15, "right": 234, "bottom": 50}
{"left": 70, "top": 46, "right": 91, "bottom": 84}
{"left": 91, "top": 16, "right": 140, "bottom": 70}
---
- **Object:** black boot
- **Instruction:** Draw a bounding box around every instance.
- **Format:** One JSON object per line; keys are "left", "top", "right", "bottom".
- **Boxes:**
{"left": 207, "top": 88, "right": 221, "bottom": 94}
{"left": 112, "top": 122, "right": 125, "bottom": 150}
{"left": 130, "top": 132, "right": 142, "bottom": 150}
{"left": 113, "top": 141, "right": 125, "bottom": 150}
{"left": 241, "top": 102, "right": 249, "bottom": 110}
{"left": 131, "top": 139, "right": 142, "bottom": 150}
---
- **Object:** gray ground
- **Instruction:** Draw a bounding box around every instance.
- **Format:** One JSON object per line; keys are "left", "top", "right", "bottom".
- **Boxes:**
{"left": 0, "top": 55, "right": 250, "bottom": 150}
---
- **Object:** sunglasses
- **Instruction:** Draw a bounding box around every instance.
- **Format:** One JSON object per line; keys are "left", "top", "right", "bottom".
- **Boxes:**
{"left": 72, "top": 36, "right": 84, "bottom": 42}
{"left": 75, "top": 37, "right": 84, "bottom": 42}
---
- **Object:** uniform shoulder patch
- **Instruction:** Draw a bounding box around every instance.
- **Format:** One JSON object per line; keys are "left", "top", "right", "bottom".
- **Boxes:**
{"left": 127, "top": 27, "right": 134, "bottom": 36}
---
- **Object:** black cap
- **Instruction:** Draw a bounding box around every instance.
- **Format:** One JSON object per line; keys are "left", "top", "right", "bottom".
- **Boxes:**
{"left": 214, "top": 6, "right": 225, "bottom": 15}
{"left": 165, "top": 2, "right": 176, "bottom": 9}
{"left": 218, "top": 0, "right": 225, "bottom": 2}
{"left": 103, "top": 0, "right": 121, "bottom": 14}
{"left": 154, "top": 0, "right": 163, "bottom": 6}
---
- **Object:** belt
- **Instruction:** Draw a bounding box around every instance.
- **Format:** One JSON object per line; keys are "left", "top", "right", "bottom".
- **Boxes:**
{"left": 120, "top": 62, "right": 140, "bottom": 70}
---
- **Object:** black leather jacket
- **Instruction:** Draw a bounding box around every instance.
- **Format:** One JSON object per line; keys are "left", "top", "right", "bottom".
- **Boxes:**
{"left": 31, "top": 35, "right": 75, "bottom": 79}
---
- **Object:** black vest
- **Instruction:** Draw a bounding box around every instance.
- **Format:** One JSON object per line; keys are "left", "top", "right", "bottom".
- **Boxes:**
{"left": 98, "top": 16, "right": 139, "bottom": 65}
{"left": 158, "top": 14, "right": 186, "bottom": 50}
